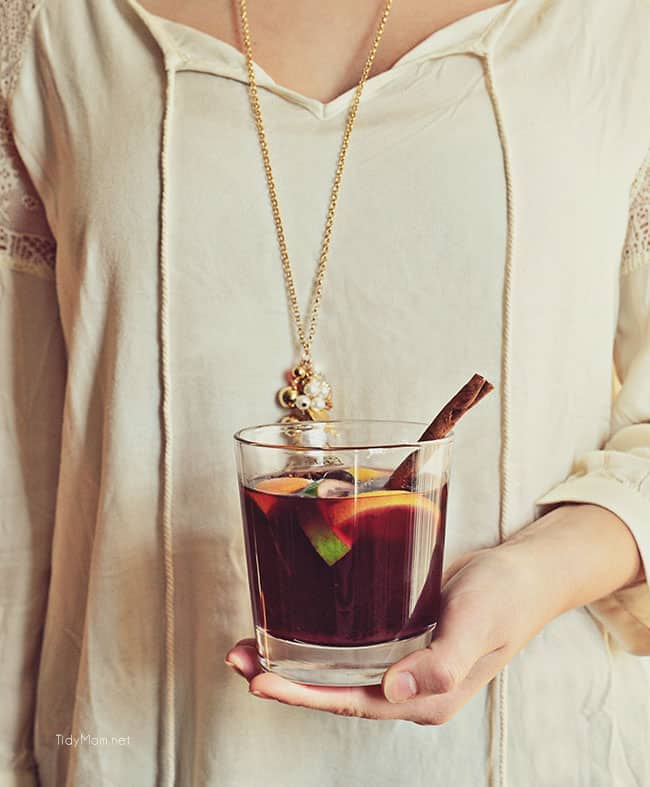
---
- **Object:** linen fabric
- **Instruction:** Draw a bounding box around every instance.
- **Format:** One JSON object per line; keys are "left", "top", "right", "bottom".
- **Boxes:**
{"left": 1, "top": 0, "right": 650, "bottom": 785}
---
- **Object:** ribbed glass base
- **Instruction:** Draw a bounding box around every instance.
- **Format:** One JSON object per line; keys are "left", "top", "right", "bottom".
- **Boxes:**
{"left": 256, "top": 626, "right": 436, "bottom": 686}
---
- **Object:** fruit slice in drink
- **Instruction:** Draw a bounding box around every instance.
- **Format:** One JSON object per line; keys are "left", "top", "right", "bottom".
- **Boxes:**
{"left": 291, "top": 488, "right": 441, "bottom": 566}
{"left": 324, "top": 490, "right": 440, "bottom": 549}
{"left": 248, "top": 474, "right": 440, "bottom": 566}
{"left": 256, "top": 476, "right": 311, "bottom": 494}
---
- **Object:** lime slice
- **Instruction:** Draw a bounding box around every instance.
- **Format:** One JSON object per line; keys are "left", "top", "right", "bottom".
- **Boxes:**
{"left": 301, "top": 481, "right": 320, "bottom": 497}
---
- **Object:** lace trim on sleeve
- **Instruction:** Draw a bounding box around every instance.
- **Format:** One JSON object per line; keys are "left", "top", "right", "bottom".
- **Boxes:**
{"left": 621, "top": 148, "right": 650, "bottom": 276}
{"left": 0, "top": 0, "right": 56, "bottom": 280}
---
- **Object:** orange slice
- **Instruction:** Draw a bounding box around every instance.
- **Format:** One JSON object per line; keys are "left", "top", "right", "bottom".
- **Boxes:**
{"left": 256, "top": 477, "right": 310, "bottom": 495}
{"left": 326, "top": 491, "right": 439, "bottom": 546}
{"left": 250, "top": 477, "right": 310, "bottom": 516}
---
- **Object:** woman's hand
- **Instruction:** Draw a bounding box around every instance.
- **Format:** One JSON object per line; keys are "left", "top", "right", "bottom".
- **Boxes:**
{"left": 226, "top": 545, "right": 545, "bottom": 723}
{"left": 226, "top": 504, "right": 642, "bottom": 724}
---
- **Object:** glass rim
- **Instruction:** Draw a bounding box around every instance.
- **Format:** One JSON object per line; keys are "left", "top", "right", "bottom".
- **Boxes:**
{"left": 233, "top": 419, "right": 455, "bottom": 451}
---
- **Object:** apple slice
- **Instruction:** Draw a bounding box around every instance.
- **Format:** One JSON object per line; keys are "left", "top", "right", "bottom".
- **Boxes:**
{"left": 301, "top": 517, "right": 351, "bottom": 566}
{"left": 315, "top": 479, "right": 355, "bottom": 498}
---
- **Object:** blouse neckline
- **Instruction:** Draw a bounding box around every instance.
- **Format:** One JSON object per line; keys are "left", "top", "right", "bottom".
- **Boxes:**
{"left": 127, "top": 0, "right": 515, "bottom": 117}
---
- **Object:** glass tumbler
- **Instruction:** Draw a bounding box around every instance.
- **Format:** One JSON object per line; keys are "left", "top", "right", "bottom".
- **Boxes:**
{"left": 234, "top": 420, "right": 453, "bottom": 686}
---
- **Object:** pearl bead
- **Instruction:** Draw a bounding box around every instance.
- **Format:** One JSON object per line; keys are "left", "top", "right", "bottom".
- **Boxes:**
{"left": 312, "top": 396, "right": 326, "bottom": 410}
{"left": 295, "top": 394, "right": 311, "bottom": 411}
{"left": 304, "top": 381, "right": 320, "bottom": 397}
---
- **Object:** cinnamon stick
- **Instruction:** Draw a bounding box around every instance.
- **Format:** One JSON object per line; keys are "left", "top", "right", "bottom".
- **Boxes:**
{"left": 385, "top": 374, "right": 494, "bottom": 491}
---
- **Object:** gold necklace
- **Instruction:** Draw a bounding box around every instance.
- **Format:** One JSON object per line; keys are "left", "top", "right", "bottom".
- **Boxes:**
{"left": 239, "top": 0, "right": 394, "bottom": 422}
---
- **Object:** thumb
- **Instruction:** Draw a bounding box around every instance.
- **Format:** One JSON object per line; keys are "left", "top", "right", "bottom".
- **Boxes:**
{"left": 382, "top": 599, "right": 494, "bottom": 703}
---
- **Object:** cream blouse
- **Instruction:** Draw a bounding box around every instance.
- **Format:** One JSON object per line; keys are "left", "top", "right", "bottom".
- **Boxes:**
{"left": 1, "top": 1, "right": 650, "bottom": 786}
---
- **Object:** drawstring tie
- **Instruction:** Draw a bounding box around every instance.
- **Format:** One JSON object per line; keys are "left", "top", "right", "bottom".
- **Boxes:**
{"left": 159, "top": 59, "right": 178, "bottom": 787}
{"left": 481, "top": 46, "right": 516, "bottom": 787}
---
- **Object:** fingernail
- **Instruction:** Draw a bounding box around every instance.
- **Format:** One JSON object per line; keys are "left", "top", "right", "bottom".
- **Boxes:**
{"left": 385, "top": 671, "right": 417, "bottom": 703}
{"left": 224, "top": 658, "right": 245, "bottom": 677}
{"left": 250, "top": 689, "right": 271, "bottom": 700}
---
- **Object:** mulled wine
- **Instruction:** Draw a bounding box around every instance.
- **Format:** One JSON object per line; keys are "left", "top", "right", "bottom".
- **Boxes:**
{"left": 241, "top": 468, "right": 447, "bottom": 646}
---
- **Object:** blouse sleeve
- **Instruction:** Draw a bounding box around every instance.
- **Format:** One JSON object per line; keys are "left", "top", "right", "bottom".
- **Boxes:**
{"left": 536, "top": 149, "right": 650, "bottom": 656}
{"left": 1, "top": 3, "right": 66, "bottom": 785}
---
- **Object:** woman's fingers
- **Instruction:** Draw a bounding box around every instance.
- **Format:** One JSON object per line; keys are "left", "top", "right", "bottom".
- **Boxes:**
{"left": 248, "top": 672, "right": 432, "bottom": 721}
{"left": 382, "top": 638, "right": 473, "bottom": 702}
{"left": 225, "top": 639, "right": 262, "bottom": 680}
{"left": 247, "top": 648, "right": 508, "bottom": 725}
{"left": 383, "top": 591, "right": 496, "bottom": 702}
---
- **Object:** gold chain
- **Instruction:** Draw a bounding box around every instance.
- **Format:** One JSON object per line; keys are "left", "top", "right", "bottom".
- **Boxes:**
{"left": 239, "top": 0, "right": 394, "bottom": 365}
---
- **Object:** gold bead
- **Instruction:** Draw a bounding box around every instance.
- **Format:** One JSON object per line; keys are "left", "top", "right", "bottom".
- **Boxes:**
{"left": 278, "top": 386, "right": 298, "bottom": 408}
{"left": 292, "top": 365, "right": 308, "bottom": 380}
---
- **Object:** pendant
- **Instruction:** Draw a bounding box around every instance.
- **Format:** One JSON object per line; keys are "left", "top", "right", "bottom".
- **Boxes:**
{"left": 277, "top": 362, "right": 333, "bottom": 422}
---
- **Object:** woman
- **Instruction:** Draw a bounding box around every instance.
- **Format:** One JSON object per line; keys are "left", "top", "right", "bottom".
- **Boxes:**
{"left": 1, "top": 0, "right": 649, "bottom": 785}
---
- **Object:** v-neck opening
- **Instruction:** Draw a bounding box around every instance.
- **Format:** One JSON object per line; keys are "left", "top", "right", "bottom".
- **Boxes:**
{"left": 127, "top": 0, "right": 514, "bottom": 117}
